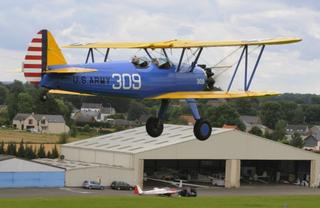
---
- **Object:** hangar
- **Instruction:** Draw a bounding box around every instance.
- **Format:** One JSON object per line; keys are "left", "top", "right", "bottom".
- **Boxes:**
{"left": 43, "top": 125, "right": 320, "bottom": 188}
{"left": 0, "top": 155, "right": 64, "bottom": 188}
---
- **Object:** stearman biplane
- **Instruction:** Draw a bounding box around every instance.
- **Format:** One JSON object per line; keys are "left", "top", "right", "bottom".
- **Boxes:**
{"left": 22, "top": 30, "right": 301, "bottom": 141}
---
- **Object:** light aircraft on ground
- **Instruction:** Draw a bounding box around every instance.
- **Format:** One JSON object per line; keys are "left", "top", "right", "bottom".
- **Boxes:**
{"left": 22, "top": 30, "right": 301, "bottom": 141}
{"left": 145, "top": 177, "right": 210, "bottom": 188}
{"left": 133, "top": 185, "right": 179, "bottom": 196}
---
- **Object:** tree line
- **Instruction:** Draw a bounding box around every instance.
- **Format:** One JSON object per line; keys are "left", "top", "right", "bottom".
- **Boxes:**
{"left": 0, "top": 140, "right": 59, "bottom": 159}
{"left": 0, "top": 80, "right": 318, "bottom": 148}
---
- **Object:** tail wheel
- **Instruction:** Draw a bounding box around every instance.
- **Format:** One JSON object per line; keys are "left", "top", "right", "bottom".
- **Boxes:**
{"left": 146, "top": 117, "right": 163, "bottom": 137}
{"left": 40, "top": 91, "right": 48, "bottom": 102}
{"left": 194, "top": 119, "right": 212, "bottom": 141}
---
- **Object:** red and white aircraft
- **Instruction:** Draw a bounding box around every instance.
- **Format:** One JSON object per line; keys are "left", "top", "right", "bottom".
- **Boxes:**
{"left": 133, "top": 185, "right": 179, "bottom": 196}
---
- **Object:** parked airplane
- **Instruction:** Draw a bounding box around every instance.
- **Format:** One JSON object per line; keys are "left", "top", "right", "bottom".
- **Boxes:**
{"left": 133, "top": 185, "right": 179, "bottom": 196}
{"left": 146, "top": 177, "right": 210, "bottom": 188}
{"left": 22, "top": 29, "right": 301, "bottom": 141}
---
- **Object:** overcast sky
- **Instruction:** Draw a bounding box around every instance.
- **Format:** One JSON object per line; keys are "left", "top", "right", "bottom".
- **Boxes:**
{"left": 0, "top": 0, "right": 320, "bottom": 93}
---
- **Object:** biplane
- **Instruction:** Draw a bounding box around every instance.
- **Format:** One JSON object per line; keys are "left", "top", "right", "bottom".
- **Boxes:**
{"left": 22, "top": 30, "right": 301, "bottom": 141}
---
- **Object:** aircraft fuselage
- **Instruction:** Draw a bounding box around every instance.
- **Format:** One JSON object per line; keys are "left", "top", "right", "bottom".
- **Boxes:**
{"left": 41, "top": 61, "right": 207, "bottom": 98}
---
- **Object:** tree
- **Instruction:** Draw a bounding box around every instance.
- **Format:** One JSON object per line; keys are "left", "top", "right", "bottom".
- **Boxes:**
{"left": 51, "top": 145, "right": 59, "bottom": 158}
{"left": 304, "top": 105, "right": 320, "bottom": 124}
{"left": 6, "top": 93, "right": 18, "bottom": 120}
{"left": 289, "top": 132, "right": 304, "bottom": 148}
{"left": 46, "top": 150, "right": 52, "bottom": 158}
{"left": 292, "top": 106, "right": 305, "bottom": 124}
{"left": 6, "top": 143, "right": 17, "bottom": 156}
{"left": 249, "top": 126, "right": 263, "bottom": 137}
{"left": 0, "top": 141, "right": 4, "bottom": 154}
{"left": 0, "top": 85, "right": 8, "bottom": 104}
{"left": 231, "top": 98, "right": 258, "bottom": 116}
{"left": 37, "top": 144, "right": 46, "bottom": 158}
{"left": 280, "top": 101, "right": 297, "bottom": 123}
{"left": 83, "top": 124, "right": 91, "bottom": 132}
{"left": 260, "top": 102, "right": 284, "bottom": 129}
{"left": 271, "top": 120, "right": 287, "bottom": 141}
{"left": 206, "top": 104, "right": 245, "bottom": 131}
{"left": 127, "top": 100, "right": 147, "bottom": 121}
{"left": 17, "top": 92, "right": 34, "bottom": 113}
{"left": 17, "top": 140, "right": 25, "bottom": 158}
{"left": 24, "top": 145, "right": 36, "bottom": 159}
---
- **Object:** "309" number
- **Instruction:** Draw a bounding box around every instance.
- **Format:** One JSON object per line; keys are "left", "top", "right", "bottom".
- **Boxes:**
{"left": 112, "top": 73, "right": 141, "bottom": 90}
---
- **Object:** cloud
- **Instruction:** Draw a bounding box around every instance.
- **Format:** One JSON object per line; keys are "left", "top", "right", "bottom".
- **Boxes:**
{"left": 0, "top": 0, "right": 319, "bottom": 94}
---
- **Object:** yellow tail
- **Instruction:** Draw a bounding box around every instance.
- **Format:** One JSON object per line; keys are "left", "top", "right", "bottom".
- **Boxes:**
{"left": 22, "top": 29, "right": 67, "bottom": 85}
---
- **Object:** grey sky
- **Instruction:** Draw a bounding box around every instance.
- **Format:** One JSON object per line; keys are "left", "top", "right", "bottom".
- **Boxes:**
{"left": 0, "top": 0, "right": 319, "bottom": 93}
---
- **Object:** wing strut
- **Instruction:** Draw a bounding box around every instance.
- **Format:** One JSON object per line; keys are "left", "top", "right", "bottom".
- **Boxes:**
{"left": 85, "top": 48, "right": 95, "bottom": 63}
{"left": 227, "top": 44, "right": 265, "bottom": 92}
{"left": 176, "top": 48, "right": 186, "bottom": 72}
{"left": 144, "top": 49, "right": 153, "bottom": 59}
{"left": 190, "top": 47, "right": 203, "bottom": 72}
{"left": 104, "top": 48, "right": 110, "bottom": 62}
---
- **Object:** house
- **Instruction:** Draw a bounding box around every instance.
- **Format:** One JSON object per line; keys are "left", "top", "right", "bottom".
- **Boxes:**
{"left": 12, "top": 113, "right": 69, "bottom": 134}
{"left": 285, "top": 124, "right": 309, "bottom": 136}
{"left": 303, "top": 126, "right": 320, "bottom": 151}
{"left": 72, "top": 103, "right": 116, "bottom": 123}
{"left": 80, "top": 103, "right": 103, "bottom": 112}
{"left": 304, "top": 134, "right": 320, "bottom": 151}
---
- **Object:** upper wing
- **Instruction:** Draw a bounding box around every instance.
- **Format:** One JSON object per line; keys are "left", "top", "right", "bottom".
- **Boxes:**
{"left": 63, "top": 38, "right": 302, "bottom": 49}
{"left": 149, "top": 91, "right": 280, "bottom": 99}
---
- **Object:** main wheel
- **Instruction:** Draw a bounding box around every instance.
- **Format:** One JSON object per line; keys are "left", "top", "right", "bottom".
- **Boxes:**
{"left": 146, "top": 117, "right": 163, "bottom": 137}
{"left": 193, "top": 119, "right": 212, "bottom": 141}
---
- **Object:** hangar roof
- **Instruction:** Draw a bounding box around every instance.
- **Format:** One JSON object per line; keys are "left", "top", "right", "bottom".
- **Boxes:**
{"left": 0, "top": 157, "right": 64, "bottom": 172}
{"left": 33, "top": 158, "right": 103, "bottom": 170}
{"left": 63, "top": 125, "right": 231, "bottom": 154}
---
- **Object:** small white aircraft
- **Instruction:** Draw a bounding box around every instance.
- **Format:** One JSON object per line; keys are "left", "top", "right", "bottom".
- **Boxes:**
{"left": 133, "top": 185, "right": 180, "bottom": 196}
{"left": 146, "top": 177, "right": 210, "bottom": 188}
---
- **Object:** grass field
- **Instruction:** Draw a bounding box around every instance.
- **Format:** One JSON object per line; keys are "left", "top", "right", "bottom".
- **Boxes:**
{"left": 0, "top": 128, "right": 115, "bottom": 144}
{"left": 0, "top": 129, "right": 61, "bottom": 143}
{"left": 0, "top": 196, "right": 319, "bottom": 208}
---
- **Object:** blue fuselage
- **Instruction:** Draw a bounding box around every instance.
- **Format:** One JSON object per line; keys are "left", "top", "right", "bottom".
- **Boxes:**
{"left": 41, "top": 61, "right": 207, "bottom": 99}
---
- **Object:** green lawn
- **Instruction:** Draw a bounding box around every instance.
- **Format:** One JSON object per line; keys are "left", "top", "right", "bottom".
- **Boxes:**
{"left": 0, "top": 196, "right": 319, "bottom": 208}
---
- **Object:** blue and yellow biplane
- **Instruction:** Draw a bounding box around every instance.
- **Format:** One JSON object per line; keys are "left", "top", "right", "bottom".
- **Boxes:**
{"left": 22, "top": 30, "right": 301, "bottom": 141}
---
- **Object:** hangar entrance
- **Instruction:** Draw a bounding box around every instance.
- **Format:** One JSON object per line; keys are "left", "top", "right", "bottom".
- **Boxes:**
{"left": 241, "top": 160, "right": 310, "bottom": 185}
{"left": 144, "top": 159, "right": 225, "bottom": 187}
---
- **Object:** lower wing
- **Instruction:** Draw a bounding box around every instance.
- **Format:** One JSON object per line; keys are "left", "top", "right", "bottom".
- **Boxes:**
{"left": 149, "top": 91, "right": 279, "bottom": 99}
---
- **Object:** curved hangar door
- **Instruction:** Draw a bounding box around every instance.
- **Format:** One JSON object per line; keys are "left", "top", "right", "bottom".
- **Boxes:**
{"left": 0, "top": 158, "right": 65, "bottom": 188}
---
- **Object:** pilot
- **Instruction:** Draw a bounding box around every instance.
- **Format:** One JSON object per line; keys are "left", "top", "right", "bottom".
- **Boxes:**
{"left": 132, "top": 55, "right": 140, "bottom": 65}
{"left": 132, "top": 56, "right": 149, "bottom": 68}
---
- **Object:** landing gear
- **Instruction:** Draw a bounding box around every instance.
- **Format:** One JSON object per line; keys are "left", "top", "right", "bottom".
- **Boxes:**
{"left": 146, "top": 117, "right": 163, "bottom": 137}
{"left": 146, "top": 99, "right": 169, "bottom": 138}
{"left": 145, "top": 99, "right": 212, "bottom": 141}
{"left": 194, "top": 119, "right": 212, "bottom": 141}
{"left": 187, "top": 99, "right": 212, "bottom": 141}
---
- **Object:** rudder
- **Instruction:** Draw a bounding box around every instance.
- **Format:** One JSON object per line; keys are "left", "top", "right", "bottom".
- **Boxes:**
{"left": 22, "top": 29, "right": 67, "bottom": 86}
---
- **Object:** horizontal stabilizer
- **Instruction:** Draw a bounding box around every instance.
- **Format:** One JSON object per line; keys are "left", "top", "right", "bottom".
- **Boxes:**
{"left": 63, "top": 38, "right": 302, "bottom": 49}
{"left": 44, "top": 67, "right": 97, "bottom": 74}
{"left": 150, "top": 91, "right": 280, "bottom": 99}
{"left": 48, "top": 89, "right": 94, "bottom": 96}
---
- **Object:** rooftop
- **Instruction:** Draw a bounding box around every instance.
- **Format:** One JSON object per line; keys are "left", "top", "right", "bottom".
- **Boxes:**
{"left": 63, "top": 124, "right": 231, "bottom": 154}
{"left": 33, "top": 158, "right": 105, "bottom": 170}
{"left": 81, "top": 103, "right": 103, "bottom": 109}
